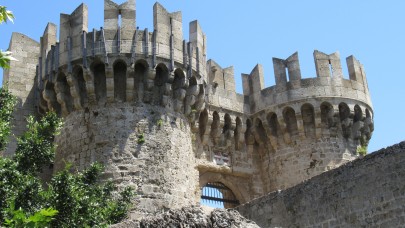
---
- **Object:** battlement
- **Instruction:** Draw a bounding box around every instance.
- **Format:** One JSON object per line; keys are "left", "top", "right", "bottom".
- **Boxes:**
{"left": 3, "top": 0, "right": 376, "bottom": 217}
{"left": 239, "top": 51, "right": 371, "bottom": 114}
{"left": 38, "top": 1, "right": 207, "bottom": 87}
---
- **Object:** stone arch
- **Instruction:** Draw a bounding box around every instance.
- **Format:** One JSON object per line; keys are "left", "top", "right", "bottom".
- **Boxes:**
{"left": 198, "top": 109, "right": 208, "bottom": 141}
{"left": 223, "top": 114, "right": 232, "bottom": 133}
{"left": 245, "top": 119, "right": 255, "bottom": 145}
{"left": 113, "top": 60, "right": 127, "bottom": 102}
{"left": 38, "top": 93, "right": 49, "bottom": 114}
{"left": 199, "top": 172, "right": 247, "bottom": 205}
{"left": 339, "top": 102, "right": 350, "bottom": 121}
{"left": 267, "top": 112, "right": 280, "bottom": 137}
{"left": 44, "top": 81, "right": 61, "bottom": 115}
{"left": 154, "top": 63, "right": 169, "bottom": 105}
{"left": 92, "top": 62, "right": 107, "bottom": 104}
{"left": 155, "top": 63, "right": 169, "bottom": 86}
{"left": 189, "top": 75, "right": 198, "bottom": 87}
{"left": 184, "top": 76, "right": 199, "bottom": 115}
{"left": 234, "top": 117, "right": 242, "bottom": 150}
{"left": 73, "top": 66, "right": 88, "bottom": 108}
{"left": 134, "top": 59, "right": 148, "bottom": 80}
{"left": 283, "top": 107, "right": 298, "bottom": 137}
{"left": 173, "top": 68, "right": 187, "bottom": 90}
{"left": 366, "top": 109, "right": 372, "bottom": 119}
{"left": 173, "top": 68, "right": 187, "bottom": 112}
{"left": 201, "top": 182, "right": 240, "bottom": 209}
{"left": 253, "top": 118, "right": 267, "bottom": 145}
{"left": 210, "top": 111, "right": 220, "bottom": 145}
{"left": 301, "top": 103, "right": 316, "bottom": 138}
{"left": 353, "top": 105, "right": 363, "bottom": 123}
{"left": 352, "top": 104, "right": 363, "bottom": 141}
{"left": 56, "top": 72, "right": 73, "bottom": 114}
{"left": 339, "top": 102, "right": 351, "bottom": 138}
{"left": 221, "top": 113, "right": 233, "bottom": 147}
{"left": 320, "top": 102, "right": 334, "bottom": 129}
{"left": 364, "top": 108, "right": 374, "bottom": 140}
{"left": 134, "top": 59, "right": 148, "bottom": 101}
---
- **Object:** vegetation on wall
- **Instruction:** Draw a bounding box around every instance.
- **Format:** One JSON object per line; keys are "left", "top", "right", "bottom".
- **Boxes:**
{"left": 356, "top": 145, "right": 368, "bottom": 156}
{"left": 0, "top": 88, "right": 134, "bottom": 227}
{"left": 0, "top": 7, "right": 134, "bottom": 226}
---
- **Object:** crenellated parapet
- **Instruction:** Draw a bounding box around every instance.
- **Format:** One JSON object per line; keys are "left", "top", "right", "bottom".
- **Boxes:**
{"left": 193, "top": 50, "right": 374, "bottom": 196}
{"left": 242, "top": 51, "right": 372, "bottom": 114}
{"left": 4, "top": 0, "right": 376, "bottom": 215}
{"left": 37, "top": 1, "right": 207, "bottom": 122}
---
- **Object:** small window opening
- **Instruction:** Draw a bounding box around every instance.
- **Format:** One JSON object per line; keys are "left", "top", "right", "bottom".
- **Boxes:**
{"left": 118, "top": 13, "right": 122, "bottom": 27}
{"left": 222, "top": 72, "right": 226, "bottom": 89}
{"left": 285, "top": 66, "right": 290, "bottom": 82}
{"left": 328, "top": 59, "right": 333, "bottom": 77}
{"left": 201, "top": 182, "right": 239, "bottom": 209}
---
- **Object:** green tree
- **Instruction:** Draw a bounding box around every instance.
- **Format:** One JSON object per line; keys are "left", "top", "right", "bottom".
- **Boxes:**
{"left": 0, "top": 6, "right": 16, "bottom": 69}
{"left": 0, "top": 6, "right": 14, "bottom": 24}
{"left": 0, "top": 70, "right": 133, "bottom": 227}
{"left": 0, "top": 6, "right": 134, "bottom": 227}
{"left": 0, "top": 87, "right": 17, "bottom": 151}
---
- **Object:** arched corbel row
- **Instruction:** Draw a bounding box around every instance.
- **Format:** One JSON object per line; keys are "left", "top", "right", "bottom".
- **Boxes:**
{"left": 105, "top": 66, "right": 114, "bottom": 103}
{"left": 42, "top": 81, "right": 61, "bottom": 115}
{"left": 55, "top": 72, "right": 73, "bottom": 116}
{"left": 234, "top": 117, "right": 244, "bottom": 150}
{"left": 126, "top": 65, "right": 135, "bottom": 102}
{"left": 210, "top": 111, "right": 221, "bottom": 146}
{"left": 339, "top": 102, "right": 352, "bottom": 139}
{"left": 301, "top": 103, "right": 316, "bottom": 139}
{"left": 66, "top": 71, "right": 82, "bottom": 111}
{"left": 172, "top": 69, "right": 188, "bottom": 113}
{"left": 83, "top": 68, "right": 97, "bottom": 105}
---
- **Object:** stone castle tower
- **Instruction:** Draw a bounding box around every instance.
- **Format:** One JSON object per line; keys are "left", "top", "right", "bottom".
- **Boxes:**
{"left": 3, "top": 0, "right": 373, "bottom": 218}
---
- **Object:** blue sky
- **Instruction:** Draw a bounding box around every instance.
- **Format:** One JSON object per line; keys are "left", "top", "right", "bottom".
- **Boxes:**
{"left": 0, "top": 1, "right": 404, "bottom": 153}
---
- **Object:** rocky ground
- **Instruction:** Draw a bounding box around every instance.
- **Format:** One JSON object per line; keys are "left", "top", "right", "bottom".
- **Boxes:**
{"left": 111, "top": 206, "right": 260, "bottom": 228}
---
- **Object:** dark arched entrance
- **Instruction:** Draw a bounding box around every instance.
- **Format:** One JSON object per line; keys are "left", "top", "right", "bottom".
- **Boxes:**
{"left": 201, "top": 182, "right": 240, "bottom": 208}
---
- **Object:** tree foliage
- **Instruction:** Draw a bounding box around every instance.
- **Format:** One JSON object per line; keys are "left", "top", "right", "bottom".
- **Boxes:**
{"left": 0, "top": 88, "right": 133, "bottom": 227}
{"left": 0, "top": 6, "right": 14, "bottom": 24}
{"left": 0, "top": 87, "right": 17, "bottom": 151}
{"left": 0, "top": 6, "right": 16, "bottom": 69}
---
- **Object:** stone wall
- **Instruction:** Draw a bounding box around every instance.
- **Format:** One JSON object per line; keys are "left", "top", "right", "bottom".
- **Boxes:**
{"left": 2, "top": 33, "right": 40, "bottom": 156}
{"left": 237, "top": 141, "right": 405, "bottom": 227}
{"left": 55, "top": 103, "right": 200, "bottom": 218}
{"left": 259, "top": 136, "right": 358, "bottom": 192}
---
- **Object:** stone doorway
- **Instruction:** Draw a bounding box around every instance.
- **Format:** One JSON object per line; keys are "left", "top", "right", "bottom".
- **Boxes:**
{"left": 201, "top": 182, "right": 240, "bottom": 209}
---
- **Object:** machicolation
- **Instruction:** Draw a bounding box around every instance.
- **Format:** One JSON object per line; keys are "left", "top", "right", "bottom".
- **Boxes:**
{"left": 3, "top": 0, "right": 381, "bottom": 225}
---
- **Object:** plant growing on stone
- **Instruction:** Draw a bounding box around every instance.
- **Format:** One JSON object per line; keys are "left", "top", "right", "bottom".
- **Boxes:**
{"left": 356, "top": 145, "right": 367, "bottom": 156}
{"left": 137, "top": 133, "right": 145, "bottom": 144}
{"left": 157, "top": 119, "right": 163, "bottom": 127}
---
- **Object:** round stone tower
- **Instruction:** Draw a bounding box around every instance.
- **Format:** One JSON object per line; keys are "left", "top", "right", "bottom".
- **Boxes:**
{"left": 26, "top": 0, "right": 374, "bottom": 215}
{"left": 37, "top": 1, "right": 206, "bottom": 217}
{"left": 194, "top": 50, "right": 373, "bottom": 203}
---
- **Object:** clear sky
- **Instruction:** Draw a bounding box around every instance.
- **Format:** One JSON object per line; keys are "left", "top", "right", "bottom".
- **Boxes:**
{"left": 0, "top": 1, "right": 404, "bottom": 153}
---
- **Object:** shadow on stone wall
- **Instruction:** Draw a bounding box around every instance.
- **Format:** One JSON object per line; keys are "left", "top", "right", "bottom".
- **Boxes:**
{"left": 237, "top": 141, "right": 405, "bottom": 227}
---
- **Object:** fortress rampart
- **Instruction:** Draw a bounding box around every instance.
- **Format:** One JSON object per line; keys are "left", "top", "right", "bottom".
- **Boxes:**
{"left": 237, "top": 142, "right": 405, "bottom": 227}
{"left": 3, "top": 0, "right": 374, "bottom": 219}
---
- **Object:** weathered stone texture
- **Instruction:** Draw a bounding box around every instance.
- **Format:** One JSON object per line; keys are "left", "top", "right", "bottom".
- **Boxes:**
{"left": 2, "top": 33, "right": 40, "bottom": 156}
{"left": 237, "top": 142, "right": 405, "bottom": 227}
{"left": 55, "top": 103, "right": 199, "bottom": 218}
{"left": 111, "top": 206, "right": 259, "bottom": 228}
{"left": 3, "top": 1, "right": 381, "bottom": 225}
